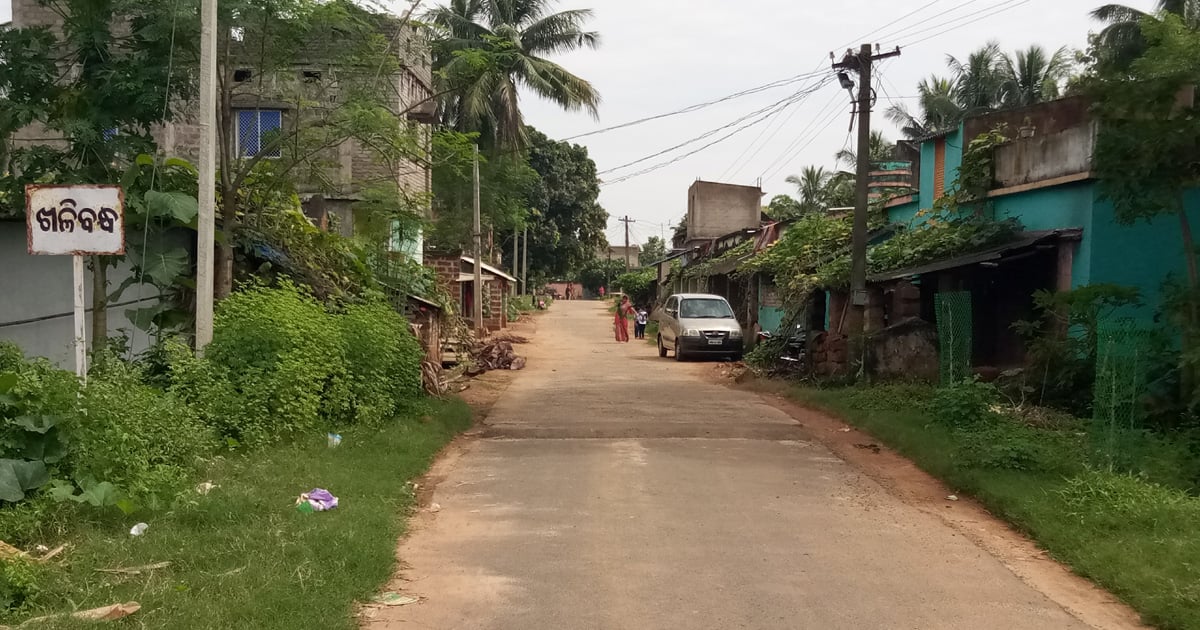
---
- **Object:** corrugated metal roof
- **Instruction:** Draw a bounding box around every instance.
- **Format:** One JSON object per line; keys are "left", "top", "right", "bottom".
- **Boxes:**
{"left": 868, "top": 228, "right": 1082, "bottom": 283}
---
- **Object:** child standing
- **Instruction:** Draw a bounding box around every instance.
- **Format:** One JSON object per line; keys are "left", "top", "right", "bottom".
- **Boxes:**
{"left": 634, "top": 306, "right": 649, "bottom": 339}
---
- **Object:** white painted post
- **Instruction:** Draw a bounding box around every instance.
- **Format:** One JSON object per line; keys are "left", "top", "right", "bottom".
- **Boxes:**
{"left": 195, "top": 0, "right": 218, "bottom": 352}
{"left": 72, "top": 255, "right": 88, "bottom": 382}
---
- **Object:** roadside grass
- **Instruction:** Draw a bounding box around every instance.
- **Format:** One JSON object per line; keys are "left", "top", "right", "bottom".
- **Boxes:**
{"left": 645, "top": 321, "right": 659, "bottom": 345}
{"left": 1, "top": 399, "right": 472, "bottom": 630}
{"left": 794, "top": 385, "right": 1200, "bottom": 630}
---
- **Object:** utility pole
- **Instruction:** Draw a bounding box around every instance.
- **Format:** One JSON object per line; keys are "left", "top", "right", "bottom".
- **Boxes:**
{"left": 833, "top": 43, "right": 900, "bottom": 338}
{"left": 522, "top": 224, "right": 529, "bottom": 296}
{"left": 472, "top": 144, "right": 483, "bottom": 334}
{"left": 619, "top": 215, "right": 635, "bottom": 271}
{"left": 512, "top": 226, "right": 519, "bottom": 281}
{"left": 195, "top": 0, "right": 218, "bottom": 352}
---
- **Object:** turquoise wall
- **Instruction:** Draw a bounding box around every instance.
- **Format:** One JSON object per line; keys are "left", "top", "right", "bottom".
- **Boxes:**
{"left": 886, "top": 199, "right": 921, "bottom": 226}
{"left": 757, "top": 276, "right": 785, "bottom": 333}
{"left": 1087, "top": 189, "right": 1200, "bottom": 322}
{"left": 990, "top": 182, "right": 1096, "bottom": 288}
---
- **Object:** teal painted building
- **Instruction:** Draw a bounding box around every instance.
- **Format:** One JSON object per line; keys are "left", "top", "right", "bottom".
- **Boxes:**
{"left": 879, "top": 96, "right": 1199, "bottom": 365}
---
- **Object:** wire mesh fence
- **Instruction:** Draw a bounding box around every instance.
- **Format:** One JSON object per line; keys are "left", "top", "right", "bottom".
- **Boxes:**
{"left": 935, "top": 291, "right": 973, "bottom": 385}
{"left": 1092, "top": 320, "right": 1152, "bottom": 470}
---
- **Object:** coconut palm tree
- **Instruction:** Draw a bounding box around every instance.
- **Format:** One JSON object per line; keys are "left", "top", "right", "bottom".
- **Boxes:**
{"left": 835, "top": 130, "right": 894, "bottom": 169}
{"left": 947, "top": 41, "right": 1005, "bottom": 114}
{"left": 786, "top": 166, "right": 831, "bottom": 213}
{"left": 999, "top": 45, "right": 1072, "bottom": 107}
{"left": 427, "top": 0, "right": 601, "bottom": 148}
{"left": 1091, "top": 1, "right": 1199, "bottom": 70}
{"left": 886, "top": 75, "right": 961, "bottom": 139}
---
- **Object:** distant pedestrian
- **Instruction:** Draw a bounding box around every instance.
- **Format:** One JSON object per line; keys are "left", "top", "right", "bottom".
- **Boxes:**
{"left": 613, "top": 295, "right": 635, "bottom": 342}
{"left": 599, "top": 286, "right": 606, "bottom": 299}
{"left": 634, "top": 307, "right": 649, "bottom": 339}
{"left": 565, "top": 285, "right": 574, "bottom": 301}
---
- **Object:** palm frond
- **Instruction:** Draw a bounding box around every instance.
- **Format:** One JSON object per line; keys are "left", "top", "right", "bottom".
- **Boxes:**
{"left": 518, "top": 55, "right": 601, "bottom": 116}
{"left": 521, "top": 9, "right": 600, "bottom": 54}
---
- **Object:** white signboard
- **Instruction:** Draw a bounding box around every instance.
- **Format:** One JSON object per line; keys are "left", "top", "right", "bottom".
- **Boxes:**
{"left": 26, "top": 185, "right": 125, "bottom": 255}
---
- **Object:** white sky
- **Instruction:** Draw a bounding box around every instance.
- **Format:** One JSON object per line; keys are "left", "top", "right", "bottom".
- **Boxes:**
{"left": 1, "top": 0, "right": 1156, "bottom": 248}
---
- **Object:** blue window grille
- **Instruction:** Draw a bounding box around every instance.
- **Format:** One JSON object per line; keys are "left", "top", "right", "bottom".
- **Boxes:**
{"left": 236, "top": 109, "right": 283, "bottom": 158}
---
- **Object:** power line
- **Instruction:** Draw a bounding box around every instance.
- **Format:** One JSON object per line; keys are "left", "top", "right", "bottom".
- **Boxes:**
{"left": 717, "top": 94, "right": 807, "bottom": 182}
{"left": 898, "top": 0, "right": 1032, "bottom": 48}
{"left": 600, "top": 84, "right": 832, "bottom": 187}
{"left": 762, "top": 101, "right": 849, "bottom": 183}
{"left": 871, "top": 0, "right": 993, "bottom": 44}
{"left": 563, "top": 68, "right": 832, "bottom": 142}
{"left": 757, "top": 87, "right": 847, "bottom": 181}
{"left": 837, "top": 0, "right": 946, "bottom": 48}
{"left": 598, "top": 76, "right": 833, "bottom": 178}
{"left": 886, "top": 0, "right": 1027, "bottom": 48}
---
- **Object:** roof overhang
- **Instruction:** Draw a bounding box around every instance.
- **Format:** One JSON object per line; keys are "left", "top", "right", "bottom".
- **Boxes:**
{"left": 460, "top": 256, "right": 517, "bottom": 282}
{"left": 868, "top": 228, "right": 1082, "bottom": 283}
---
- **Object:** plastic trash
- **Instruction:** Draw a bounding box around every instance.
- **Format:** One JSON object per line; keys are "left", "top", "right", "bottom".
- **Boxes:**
{"left": 295, "top": 488, "right": 338, "bottom": 512}
{"left": 372, "top": 592, "right": 420, "bottom": 606}
{"left": 327, "top": 433, "right": 342, "bottom": 448}
{"left": 946, "top": 495, "right": 959, "bottom": 502}
{"left": 129, "top": 523, "right": 149, "bottom": 536}
{"left": 195, "top": 481, "right": 218, "bottom": 495}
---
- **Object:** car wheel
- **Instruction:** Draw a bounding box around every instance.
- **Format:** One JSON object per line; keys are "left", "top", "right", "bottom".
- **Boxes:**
{"left": 658, "top": 335, "right": 667, "bottom": 358}
{"left": 674, "top": 343, "right": 685, "bottom": 362}
{"left": 731, "top": 353, "right": 743, "bottom": 362}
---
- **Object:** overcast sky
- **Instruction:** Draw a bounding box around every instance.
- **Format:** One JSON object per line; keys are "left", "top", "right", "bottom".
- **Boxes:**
{"left": 1, "top": 0, "right": 1156, "bottom": 247}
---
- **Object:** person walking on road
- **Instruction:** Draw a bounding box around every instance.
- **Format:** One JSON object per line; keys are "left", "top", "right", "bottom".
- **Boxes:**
{"left": 614, "top": 295, "right": 635, "bottom": 342}
{"left": 599, "top": 286, "right": 606, "bottom": 299}
{"left": 634, "top": 306, "right": 648, "bottom": 339}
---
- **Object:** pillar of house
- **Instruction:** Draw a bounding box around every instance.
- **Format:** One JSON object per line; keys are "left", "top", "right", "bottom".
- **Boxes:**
{"left": 483, "top": 280, "right": 506, "bottom": 331}
{"left": 828, "top": 290, "right": 849, "bottom": 334}
{"left": 865, "top": 287, "right": 887, "bottom": 333}
{"left": 892, "top": 281, "right": 923, "bottom": 320}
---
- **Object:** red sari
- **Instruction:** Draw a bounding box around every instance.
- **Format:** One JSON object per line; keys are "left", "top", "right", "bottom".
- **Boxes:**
{"left": 614, "top": 303, "right": 633, "bottom": 342}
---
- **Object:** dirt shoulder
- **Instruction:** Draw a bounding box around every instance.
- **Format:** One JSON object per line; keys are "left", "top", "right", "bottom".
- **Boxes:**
{"left": 728, "top": 375, "right": 1148, "bottom": 630}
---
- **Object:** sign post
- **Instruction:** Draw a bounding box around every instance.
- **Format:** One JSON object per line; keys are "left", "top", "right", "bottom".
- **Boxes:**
{"left": 26, "top": 185, "right": 125, "bottom": 382}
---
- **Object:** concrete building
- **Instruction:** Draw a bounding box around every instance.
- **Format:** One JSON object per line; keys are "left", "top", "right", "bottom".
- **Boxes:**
{"left": 598, "top": 244, "right": 641, "bottom": 270}
{"left": 685, "top": 181, "right": 764, "bottom": 246}
{"left": 1, "top": 1, "right": 435, "bottom": 365}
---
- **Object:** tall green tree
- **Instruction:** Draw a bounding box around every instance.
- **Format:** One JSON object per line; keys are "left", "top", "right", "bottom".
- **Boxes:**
{"left": 835, "top": 130, "right": 894, "bottom": 169}
{"left": 1091, "top": 1, "right": 1199, "bottom": 71}
{"left": 206, "top": 0, "right": 425, "bottom": 299}
{"left": 886, "top": 75, "right": 960, "bottom": 139}
{"left": 786, "top": 166, "right": 831, "bottom": 214}
{"left": 1000, "top": 45, "right": 1073, "bottom": 107}
{"left": 1092, "top": 13, "right": 1200, "bottom": 316}
{"left": 427, "top": 0, "right": 601, "bottom": 149}
{"left": 639, "top": 236, "right": 668, "bottom": 266}
{"left": 511, "top": 128, "right": 607, "bottom": 282}
{"left": 0, "top": 0, "right": 195, "bottom": 344}
{"left": 948, "top": 41, "right": 1005, "bottom": 114}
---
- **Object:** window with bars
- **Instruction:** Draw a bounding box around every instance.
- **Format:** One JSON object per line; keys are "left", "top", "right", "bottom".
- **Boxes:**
{"left": 235, "top": 109, "right": 283, "bottom": 159}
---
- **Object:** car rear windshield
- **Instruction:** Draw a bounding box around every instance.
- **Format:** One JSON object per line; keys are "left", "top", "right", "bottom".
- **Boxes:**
{"left": 680, "top": 298, "right": 735, "bottom": 319}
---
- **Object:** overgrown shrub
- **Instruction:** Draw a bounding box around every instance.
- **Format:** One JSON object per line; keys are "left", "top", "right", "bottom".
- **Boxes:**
{"left": 68, "top": 360, "right": 214, "bottom": 503}
{"left": 335, "top": 301, "right": 423, "bottom": 425}
{"left": 1058, "top": 468, "right": 1200, "bottom": 532}
{"left": 0, "top": 557, "right": 41, "bottom": 612}
{"left": 931, "top": 378, "right": 1000, "bottom": 428}
{"left": 954, "top": 421, "right": 1053, "bottom": 471}
{"left": 200, "top": 281, "right": 349, "bottom": 446}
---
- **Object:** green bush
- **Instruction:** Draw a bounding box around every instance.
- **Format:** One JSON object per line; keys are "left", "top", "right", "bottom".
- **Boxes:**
{"left": 335, "top": 301, "right": 423, "bottom": 425}
{"left": 954, "top": 421, "right": 1053, "bottom": 471}
{"left": 201, "top": 281, "right": 349, "bottom": 446}
{"left": 0, "top": 557, "right": 42, "bottom": 613}
{"left": 1058, "top": 468, "right": 1200, "bottom": 532}
{"left": 931, "top": 378, "right": 1000, "bottom": 428}
{"left": 69, "top": 360, "right": 215, "bottom": 502}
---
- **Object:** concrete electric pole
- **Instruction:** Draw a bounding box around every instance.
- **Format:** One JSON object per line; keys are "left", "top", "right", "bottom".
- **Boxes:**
{"left": 472, "top": 144, "right": 483, "bottom": 334}
{"left": 833, "top": 43, "right": 900, "bottom": 338}
{"left": 195, "top": 0, "right": 218, "bottom": 352}
{"left": 619, "top": 215, "right": 635, "bottom": 271}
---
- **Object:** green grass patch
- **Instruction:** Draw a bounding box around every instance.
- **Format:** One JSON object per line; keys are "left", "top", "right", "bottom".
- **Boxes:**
{"left": 0, "top": 399, "right": 472, "bottom": 629}
{"left": 645, "top": 321, "right": 660, "bottom": 345}
{"left": 794, "top": 385, "right": 1200, "bottom": 630}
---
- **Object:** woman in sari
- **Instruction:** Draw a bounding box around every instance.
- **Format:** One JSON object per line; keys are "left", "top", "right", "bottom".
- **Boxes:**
{"left": 613, "top": 295, "right": 635, "bottom": 342}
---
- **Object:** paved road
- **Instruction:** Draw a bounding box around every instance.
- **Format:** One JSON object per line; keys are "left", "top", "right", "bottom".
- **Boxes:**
{"left": 370, "top": 300, "right": 1090, "bottom": 629}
